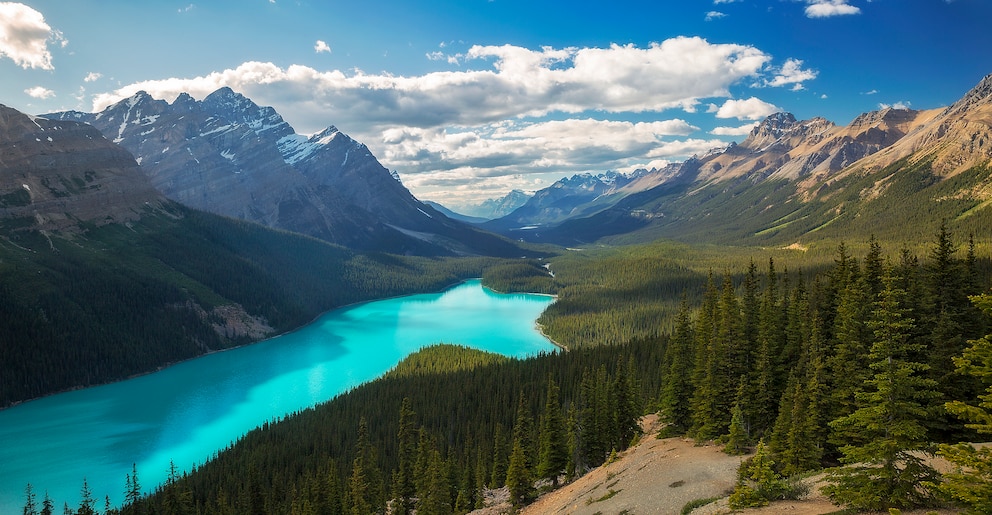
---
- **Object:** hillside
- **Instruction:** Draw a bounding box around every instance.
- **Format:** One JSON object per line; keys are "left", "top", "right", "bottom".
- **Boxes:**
{"left": 44, "top": 89, "right": 525, "bottom": 257}
{"left": 493, "top": 73, "right": 992, "bottom": 248}
{"left": 0, "top": 103, "right": 501, "bottom": 407}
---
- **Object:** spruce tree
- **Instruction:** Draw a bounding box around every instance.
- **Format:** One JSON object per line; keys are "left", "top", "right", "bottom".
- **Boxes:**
{"left": 825, "top": 272, "right": 940, "bottom": 511}
{"left": 536, "top": 378, "right": 568, "bottom": 487}
{"left": 939, "top": 292, "right": 992, "bottom": 512}
{"left": 659, "top": 296, "right": 694, "bottom": 434}
{"left": 23, "top": 484, "right": 37, "bottom": 515}
{"left": 392, "top": 398, "right": 417, "bottom": 514}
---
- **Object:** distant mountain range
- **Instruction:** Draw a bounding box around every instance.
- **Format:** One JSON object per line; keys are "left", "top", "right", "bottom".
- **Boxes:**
{"left": 44, "top": 88, "right": 521, "bottom": 257}
{"left": 486, "top": 73, "right": 992, "bottom": 246}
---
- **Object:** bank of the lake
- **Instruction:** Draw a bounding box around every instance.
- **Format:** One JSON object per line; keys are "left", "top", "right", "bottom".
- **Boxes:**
{"left": 0, "top": 279, "right": 556, "bottom": 513}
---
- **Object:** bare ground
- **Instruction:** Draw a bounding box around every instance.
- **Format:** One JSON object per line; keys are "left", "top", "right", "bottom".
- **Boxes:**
{"left": 469, "top": 415, "right": 965, "bottom": 515}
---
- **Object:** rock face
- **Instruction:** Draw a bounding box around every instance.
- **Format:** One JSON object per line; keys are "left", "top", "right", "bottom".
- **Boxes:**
{"left": 46, "top": 88, "right": 520, "bottom": 256}
{"left": 0, "top": 104, "right": 163, "bottom": 231}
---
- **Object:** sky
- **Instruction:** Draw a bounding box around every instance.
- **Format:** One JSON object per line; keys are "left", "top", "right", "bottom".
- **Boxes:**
{"left": 2, "top": 1, "right": 992, "bottom": 209}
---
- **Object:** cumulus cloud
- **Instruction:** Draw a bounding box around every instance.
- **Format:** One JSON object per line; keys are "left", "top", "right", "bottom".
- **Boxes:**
{"left": 314, "top": 40, "right": 331, "bottom": 54}
{"left": 879, "top": 101, "right": 912, "bottom": 110}
{"left": 88, "top": 38, "right": 803, "bottom": 204}
{"left": 84, "top": 71, "right": 102, "bottom": 82}
{"left": 765, "top": 58, "right": 817, "bottom": 90}
{"left": 710, "top": 122, "right": 758, "bottom": 136}
{"left": 805, "top": 0, "right": 861, "bottom": 18}
{"left": 92, "top": 37, "right": 773, "bottom": 135}
{"left": 389, "top": 119, "right": 726, "bottom": 204}
{"left": 705, "top": 11, "right": 726, "bottom": 21}
{"left": 24, "top": 85, "right": 54, "bottom": 99}
{"left": 0, "top": 2, "right": 62, "bottom": 70}
{"left": 715, "top": 97, "right": 781, "bottom": 120}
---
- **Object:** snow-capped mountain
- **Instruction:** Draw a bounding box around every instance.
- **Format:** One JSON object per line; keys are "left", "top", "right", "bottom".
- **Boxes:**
{"left": 45, "top": 88, "right": 520, "bottom": 256}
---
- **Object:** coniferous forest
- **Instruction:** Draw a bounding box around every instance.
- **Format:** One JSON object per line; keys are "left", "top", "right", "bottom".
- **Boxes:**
{"left": 27, "top": 223, "right": 992, "bottom": 514}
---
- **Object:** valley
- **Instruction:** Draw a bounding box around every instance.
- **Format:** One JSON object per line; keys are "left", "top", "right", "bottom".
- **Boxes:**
{"left": 2, "top": 24, "right": 992, "bottom": 514}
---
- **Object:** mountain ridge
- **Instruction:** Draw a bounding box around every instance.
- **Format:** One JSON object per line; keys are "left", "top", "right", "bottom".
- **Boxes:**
{"left": 45, "top": 89, "right": 524, "bottom": 257}
{"left": 490, "top": 72, "right": 992, "bottom": 247}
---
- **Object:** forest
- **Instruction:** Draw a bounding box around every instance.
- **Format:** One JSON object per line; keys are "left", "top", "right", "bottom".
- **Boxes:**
{"left": 0, "top": 205, "right": 509, "bottom": 407}
{"left": 24, "top": 224, "right": 992, "bottom": 514}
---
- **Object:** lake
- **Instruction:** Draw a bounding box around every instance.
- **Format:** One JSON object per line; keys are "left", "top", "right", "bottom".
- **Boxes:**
{"left": 0, "top": 279, "right": 556, "bottom": 512}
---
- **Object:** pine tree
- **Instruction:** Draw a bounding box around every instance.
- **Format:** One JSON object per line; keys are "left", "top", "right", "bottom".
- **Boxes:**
{"left": 536, "top": 378, "right": 568, "bottom": 487}
{"left": 825, "top": 272, "right": 940, "bottom": 511}
{"left": 348, "top": 418, "right": 377, "bottom": 515}
{"left": 417, "top": 448, "right": 452, "bottom": 515}
{"left": 659, "top": 296, "right": 694, "bottom": 434}
{"left": 77, "top": 478, "right": 96, "bottom": 515}
{"left": 505, "top": 437, "right": 532, "bottom": 507}
{"left": 23, "top": 483, "right": 37, "bottom": 515}
{"left": 939, "top": 293, "right": 992, "bottom": 512}
{"left": 40, "top": 492, "right": 53, "bottom": 515}
{"left": 392, "top": 398, "right": 417, "bottom": 514}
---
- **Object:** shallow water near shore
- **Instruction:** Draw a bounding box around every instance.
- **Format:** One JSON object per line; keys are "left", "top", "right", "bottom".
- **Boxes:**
{"left": 0, "top": 279, "right": 555, "bottom": 512}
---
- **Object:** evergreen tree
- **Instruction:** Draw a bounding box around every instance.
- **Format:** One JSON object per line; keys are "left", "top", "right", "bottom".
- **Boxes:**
{"left": 939, "top": 292, "right": 992, "bottom": 512}
{"left": 505, "top": 437, "right": 533, "bottom": 507}
{"left": 77, "top": 478, "right": 96, "bottom": 515}
{"left": 825, "top": 272, "right": 940, "bottom": 511}
{"left": 659, "top": 296, "right": 694, "bottom": 434}
{"left": 391, "top": 398, "right": 417, "bottom": 514}
{"left": 348, "top": 418, "right": 378, "bottom": 515}
{"left": 489, "top": 424, "right": 508, "bottom": 487}
{"left": 40, "top": 492, "right": 53, "bottom": 515}
{"left": 536, "top": 378, "right": 568, "bottom": 487}
{"left": 23, "top": 484, "right": 37, "bottom": 515}
{"left": 417, "top": 448, "right": 452, "bottom": 515}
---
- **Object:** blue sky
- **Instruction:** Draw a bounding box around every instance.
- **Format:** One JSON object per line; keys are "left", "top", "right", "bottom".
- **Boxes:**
{"left": 2, "top": 0, "right": 991, "bottom": 208}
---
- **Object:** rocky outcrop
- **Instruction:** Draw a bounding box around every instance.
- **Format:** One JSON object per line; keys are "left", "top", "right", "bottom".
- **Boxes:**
{"left": 47, "top": 88, "right": 522, "bottom": 256}
{"left": 0, "top": 104, "right": 163, "bottom": 231}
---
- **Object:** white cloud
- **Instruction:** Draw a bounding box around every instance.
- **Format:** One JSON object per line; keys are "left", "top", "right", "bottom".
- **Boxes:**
{"left": 178, "top": 4, "right": 195, "bottom": 14}
{"left": 0, "top": 2, "right": 61, "bottom": 70}
{"left": 314, "top": 40, "right": 331, "bottom": 54}
{"left": 710, "top": 122, "right": 758, "bottom": 136}
{"left": 715, "top": 97, "right": 781, "bottom": 120}
{"left": 705, "top": 11, "right": 726, "bottom": 21}
{"left": 863, "top": 89, "right": 878, "bottom": 95}
{"left": 713, "top": 0, "right": 739, "bottom": 3}
{"left": 805, "top": 0, "right": 861, "bottom": 18}
{"left": 765, "top": 58, "right": 817, "bottom": 89}
{"left": 88, "top": 38, "right": 807, "bottom": 204}
{"left": 93, "top": 38, "right": 773, "bottom": 135}
{"left": 84, "top": 72, "right": 102, "bottom": 82}
{"left": 879, "top": 101, "right": 912, "bottom": 110}
{"left": 24, "top": 85, "right": 53, "bottom": 99}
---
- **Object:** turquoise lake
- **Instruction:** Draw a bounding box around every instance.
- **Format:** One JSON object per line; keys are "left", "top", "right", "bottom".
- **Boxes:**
{"left": 0, "top": 279, "right": 556, "bottom": 512}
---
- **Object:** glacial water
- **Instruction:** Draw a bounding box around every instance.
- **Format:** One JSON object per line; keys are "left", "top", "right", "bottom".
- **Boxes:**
{"left": 0, "top": 279, "right": 556, "bottom": 512}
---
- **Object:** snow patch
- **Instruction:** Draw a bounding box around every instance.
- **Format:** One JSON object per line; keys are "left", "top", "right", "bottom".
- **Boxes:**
{"left": 221, "top": 150, "right": 236, "bottom": 161}
{"left": 417, "top": 208, "right": 433, "bottom": 218}
{"left": 22, "top": 184, "right": 30, "bottom": 191}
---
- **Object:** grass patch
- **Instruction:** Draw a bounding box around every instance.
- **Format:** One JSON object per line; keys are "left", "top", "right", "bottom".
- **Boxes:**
{"left": 586, "top": 489, "right": 621, "bottom": 505}
{"left": 680, "top": 496, "right": 719, "bottom": 515}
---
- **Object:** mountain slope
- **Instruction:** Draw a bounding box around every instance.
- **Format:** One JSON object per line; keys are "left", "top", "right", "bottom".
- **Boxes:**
{"left": 0, "top": 104, "right": 164, "bottom": 231}
{"left": 0, "top": 103, "right": 498, "bottom": 407}
{"left": 45, "top": 89, "right": 522, "bottom": 257}
{"left": 518, "top": 73, "right": 992, "bottom": 247}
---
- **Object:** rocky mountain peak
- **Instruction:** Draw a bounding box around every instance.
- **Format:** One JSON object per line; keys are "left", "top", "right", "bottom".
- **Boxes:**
{"left": 0, "top": 104, "right": 163, "bottom": 231}
{"left": 740, "top": 112, "right": 797, "bottom": 151}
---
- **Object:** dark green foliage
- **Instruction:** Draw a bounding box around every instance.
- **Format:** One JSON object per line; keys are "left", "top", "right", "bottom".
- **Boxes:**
{"left": 0, "top": 206, "right": 508, "bottom": 407}
{"left": 825, "top": 272, "right": 941, "bottom": 510}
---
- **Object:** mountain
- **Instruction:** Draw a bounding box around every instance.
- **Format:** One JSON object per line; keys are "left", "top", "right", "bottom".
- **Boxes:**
{"left": 0, "top": 102, "right": 506, "bottom": 407}
{"left": 449, "top": 189, "right": 533, "bottom": 220}
{"left": 422, "top": 201, "right": 489, "bottom": 224}
{"left": 0, "top": 104, "right": 164, "bottom": 231}
{"left": 44, "top": 88, "right": 522, "bottom": 257}
{"left": 505, "top": 73, "right": 992, "bottom": 246}
{"left": 483, "top": 170, "right": 652, "bottom": 232}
